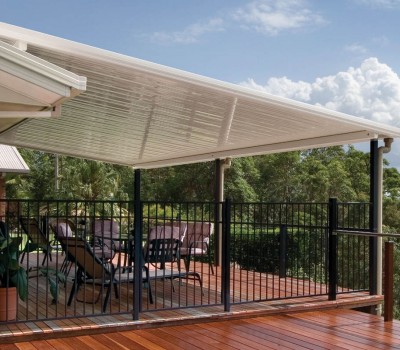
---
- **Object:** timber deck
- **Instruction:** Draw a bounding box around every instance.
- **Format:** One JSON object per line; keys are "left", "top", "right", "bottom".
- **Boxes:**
{"left": 0, "top": 251, "right": 384, "bottom": 344}
{"left": 2, "top": 307, "right": 398, "bottom": 349}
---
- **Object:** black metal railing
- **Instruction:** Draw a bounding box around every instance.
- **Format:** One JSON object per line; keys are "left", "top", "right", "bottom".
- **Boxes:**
{"left": 141, "top": 201, "right": 221, "bottom": 310}
{"left": 229, "top": 202, "right": 329, "bottom": 304}
{"left": 333, "top": 200, "right": 372, "bottom": 296}
{"left": 0, "top": 198, "right": 378, "bottom": 324}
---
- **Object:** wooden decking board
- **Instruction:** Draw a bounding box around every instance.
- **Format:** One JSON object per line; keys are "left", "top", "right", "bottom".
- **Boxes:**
{"left": 117, "top": 330, "right": 167, "bottom": 350}
{"left": 290, "top": 312, "right": 400, "bottom": 350}
{"left": 261, "top": 314, "right": 372, "bottom": 350}
{"left": 198, "top": 319, "right": 295, "bottom": 350}
{"left": 175, "top": 324, "right": 239, "bottom": 350}
{"left": 236, "top": 319, "right": 310, "bottom": 350}
{"left": 196, "top": 321, "right": 278, "bottom": 350}
{"left": 4, "top": 310, "right": 400, "bottom": 349}
{"left": 237, "top": 317, "right": 333, "bottom": 350}
{"left": 0, "top": 294, "right": 384, "bottom": 344}
{"left": 295, "top": 312, "right": 400, "bottom": 349}
{"left": 0, "top": 251, "right": 386, "bottom": 345}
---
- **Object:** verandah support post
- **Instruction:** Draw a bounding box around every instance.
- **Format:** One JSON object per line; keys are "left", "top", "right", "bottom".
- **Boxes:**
{"left": 133, "top": 168, "right": 142, "bottom": 321}
{"left": 328, "top": 197, "right": 337, "bottom": 301}
{"left": 384, "top": 241, "right": 394, "bottom": 322}
{"left": 370, "top": 140, "right": 379, "bottom": 297}
{"left": 222, "top": 198, "right": 231, "bottom": 312}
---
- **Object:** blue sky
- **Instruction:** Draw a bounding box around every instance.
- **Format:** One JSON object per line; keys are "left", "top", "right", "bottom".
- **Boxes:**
{"left": 1, "top": 0, "right": 400, "bottom": 166}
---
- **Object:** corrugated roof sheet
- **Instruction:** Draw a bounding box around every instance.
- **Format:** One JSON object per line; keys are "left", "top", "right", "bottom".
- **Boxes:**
{"left": 0, "top": 144, "right": 29, "bottom": 173}
{"left": 0, "top": 22, "right": 399, "bottom": 169}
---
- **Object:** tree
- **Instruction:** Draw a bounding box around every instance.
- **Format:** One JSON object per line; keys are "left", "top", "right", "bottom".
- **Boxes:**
{"left": 6, "top": 149, "right": 55, "bottom": 200}
{"left": 254, "top": 152, "right": 301, "bottom": 202}
{"left": 58, "top": 157, "right": 125, "bottom": 201}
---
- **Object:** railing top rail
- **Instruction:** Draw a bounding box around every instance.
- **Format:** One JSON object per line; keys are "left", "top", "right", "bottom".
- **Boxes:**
{"left": 335, "top": 229, "right": 400, "bottom": 238}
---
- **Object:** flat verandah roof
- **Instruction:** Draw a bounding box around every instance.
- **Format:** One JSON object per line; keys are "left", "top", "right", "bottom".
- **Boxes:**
{"left": 1, "top": 22, "right": 400, "bottom": 169}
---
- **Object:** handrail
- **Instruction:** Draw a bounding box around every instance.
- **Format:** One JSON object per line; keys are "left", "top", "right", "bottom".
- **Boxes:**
{"left": 334, "top": 230, "right": 400, "bottom": 238}
{"left": 335, "top": 229, "right": 395, "bottom": 322}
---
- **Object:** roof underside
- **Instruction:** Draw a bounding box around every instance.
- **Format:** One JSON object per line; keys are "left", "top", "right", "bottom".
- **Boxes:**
{"left": 0, "top": 39, "right": 86, "bottom": 133}
{"left": 0, "top": 22, "right": 400, "bottom": 169}
{"left": 0, "top": 144, "right": 29, "bottom": 173}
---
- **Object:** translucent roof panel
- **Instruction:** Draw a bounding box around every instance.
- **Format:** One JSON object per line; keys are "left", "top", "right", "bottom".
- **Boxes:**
{"left": 0, "top": 22, "right": 399, "bottom": 169}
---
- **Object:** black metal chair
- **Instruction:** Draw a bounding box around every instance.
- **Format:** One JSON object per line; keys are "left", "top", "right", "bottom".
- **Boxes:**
{"left": 144, "top": 237, "right": 203, "bottom": 295}
{"left": 61, "top": 237, "right": 152, "bottom": 312}
{"left": 19, "top": 217, "right": 55, "bottom": 266}
{"left": 49, "top": 219, "right": 76, "bottom": 279}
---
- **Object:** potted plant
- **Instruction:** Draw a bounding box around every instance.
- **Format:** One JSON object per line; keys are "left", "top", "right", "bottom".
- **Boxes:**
{"left": 0, "top": 236, "right": 27, "bottom": 321}
{"left": 0, "top": 236, "right": 65, "bottom": 321}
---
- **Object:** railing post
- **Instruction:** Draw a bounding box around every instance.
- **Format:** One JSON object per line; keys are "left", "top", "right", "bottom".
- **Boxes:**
{"left": 279, "top": 224, "right": 287, "bottom": 278}
{"left": 384, "top": 241, "right": 394, "bottom": 322}
{"left": 133, "top": 169, "right": 142, "bottom": 321}
{"left": 369, "top": 139, "right": 379, "bottom": 296}
{"left": 214, "top": 159, "right": 221, "bottom": 267}
{"left": 222, "top": 198, "right": 231, "bottom": 312}
{"left": 328, "top": 197, "right": 337, "bottom": 301}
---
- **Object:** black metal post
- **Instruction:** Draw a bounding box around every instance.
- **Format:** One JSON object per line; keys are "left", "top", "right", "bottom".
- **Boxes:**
{"left": 214, "top": 159, "right": 221, "bottom": 266}
{"left": 279, "top": 225, "right": 287, "bottom": 279}
{"left": 133, "top": 169, "right": 142, "bottom": 321}
{"left": 370, "top": 140, "right": 379, "bottom": 296}
{"left": 328, "top": 197, "right": 337, "bottom": 301}
{"left": 222, "top": 198, "right": 231, "bottom": 312}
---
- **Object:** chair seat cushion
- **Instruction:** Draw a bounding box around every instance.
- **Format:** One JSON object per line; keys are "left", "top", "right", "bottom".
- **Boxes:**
{"left": 180, "top": 247, "right": 207, "bottom": 256}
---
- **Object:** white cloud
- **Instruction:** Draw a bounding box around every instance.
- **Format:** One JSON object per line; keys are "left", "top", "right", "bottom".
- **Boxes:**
{"left": 232, "top": 0, "right": 326, "bottom": 36}
{"left": 147, "top": 0, "right": 325, "bottom": 44}
{"left": 345, "top": 43, "right": 368, "bottom": 54}
{"left": 355, "top": 0, "right": 400, "bottom": 9}
{"left": 149, "top": 18, "right": 225, "bottom": 44}
{"left": 241, "top": 57, "right": 400, "bottom": 126}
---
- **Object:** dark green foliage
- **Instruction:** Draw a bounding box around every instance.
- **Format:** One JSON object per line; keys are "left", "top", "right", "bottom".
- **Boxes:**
{"left": 231, "top": 230, "right": 297, "bottom": 274}
{"left": 0, "top": 237, "right": 28, "bottom": 301}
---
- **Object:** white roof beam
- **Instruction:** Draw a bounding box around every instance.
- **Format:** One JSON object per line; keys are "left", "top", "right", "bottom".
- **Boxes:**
{"left": 133, "top": 131, "right": 377, "bottom": 169}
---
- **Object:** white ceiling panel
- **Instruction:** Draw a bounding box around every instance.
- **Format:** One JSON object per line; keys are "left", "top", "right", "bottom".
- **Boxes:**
{"left": 0, "top": 22, "right": 399, "bottom": 169}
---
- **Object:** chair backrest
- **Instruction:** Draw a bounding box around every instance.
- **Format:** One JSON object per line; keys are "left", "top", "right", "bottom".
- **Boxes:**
{"left": 92, "top": 219, "right": 120, "bottom": 259}
{"left": 19, "top": 217, "right": 49, "bottom": 247}
{"left": 145, "top": 238, "right": 181, "bottom": 266}
{"left": 181, "top": 222, "right": 214, "bottom": 251}
{"left": 50, "top": 219, "right": 75, "bottom": 238}
{"left": 59, "top": 237, "right": 111, "bottom": 280}
{"left": 148, "top": 222, "right": 187, "bottom": 243}
{"left": 92, "top": 219, "right": 120, "bottom": 240}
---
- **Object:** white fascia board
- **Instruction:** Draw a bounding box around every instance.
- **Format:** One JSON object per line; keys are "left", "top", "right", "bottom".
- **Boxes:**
{"left": 0, "top": 40, "right": 86, "bottom": 95}
{"left": 133, "top": 131, "right": 377, "bottom": 169}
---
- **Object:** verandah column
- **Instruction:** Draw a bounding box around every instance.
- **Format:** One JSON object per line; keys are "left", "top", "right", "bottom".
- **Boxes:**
{"left": 133, "top": 168, "right": 142, "bottom": 321}
{"left": 369, "top": 140, "right": 378, "bottom": 298}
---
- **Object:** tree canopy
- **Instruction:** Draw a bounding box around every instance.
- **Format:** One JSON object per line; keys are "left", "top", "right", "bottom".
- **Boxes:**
{"left": 5, "top": 145, "right": 400, "bottom": 232}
